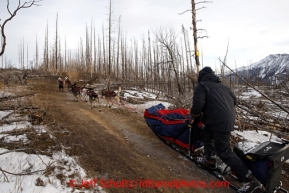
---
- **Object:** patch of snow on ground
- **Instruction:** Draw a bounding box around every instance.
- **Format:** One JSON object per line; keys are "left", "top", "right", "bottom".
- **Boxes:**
{"left": 0, "top": 148, "right": 105, "bottom": 192}
{"left": 0, "top": 148, "right": 105, "bottom": 193}
{"left": 0, "top": 121, "right": 31, "bottom": 132}
{"left": 0, "top": 121, "right": 105, "bottom": 193}
{"left": 232, "top": 130, "right": 283, "bottom": 144}
{"left": 0, "top": 110, "right": 14, "bottom": 119}
{"left": 239, "top": 88, "right": 262, "bottom": 99}
{"left": 2, "top": 134, "right": 28, "bottom": 143}
{"left": 123, "top": 89, "right": 165, "bottom": 100}
{"left": 232, "top": 130, "right": 289, "bottom": 163}
{"left": 0, "top": 91, "right": 13, "bottom": 97}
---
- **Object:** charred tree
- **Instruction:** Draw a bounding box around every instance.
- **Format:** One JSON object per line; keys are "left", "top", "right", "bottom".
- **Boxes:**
{"left": 55, "top": 13, "right": 58, "bottom": 72}
{"left": 35, "top": 35, "right": 39, "bottom": 69}
{"left": 155, "top": 28, "right": 183, "bottom": 95}
{"left": 116, "top": 16, "right": 121, "bottom": 81}
{"left": 186, "top": 0, "right": 211, "bottom": 73}
{"left": 0, "top": 0, "right": 41, "bottom": 57}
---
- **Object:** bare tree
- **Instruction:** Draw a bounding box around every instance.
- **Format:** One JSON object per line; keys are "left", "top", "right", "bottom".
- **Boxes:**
{"left": 116, "top": 16, "right": 121, "bottom": 81}
{"left": 26, "top": 42, "right": 28, "bottom": 68}
{"left": 44, "top": 21, "right": 49, "bottom": 71}
{"left": 134, "top": 38, "right": 139, "bottom": 82}
{"left": 55, "top": 13, "right": 58, "bottom": 72}
{"left": 79, "top": 38, "right": 85, "bottom": 72}
{"left": 22, "top": 37, "right": 24, "bottom": 69}
{"left": 1, "top": 36, "right": 3, "bottom": 68}
{"left": 220, "top": 40, "right": 229, "bottom": 79}
{"left": 97, "top": 35, "right": 102, "bottom": 73}
{"left": 179, "top": 0, "right": 210, "bottom": 73}
{"left": 90, "top": 19, "right": 93, "bottom": 77}
{"left": 121, "top": 32, "right": 126, "bottom": 81}
{"left": 155, "top": 28, "right": 183, "bottom": 95}
{"left": 0, "top": 0, "right": 41, "bottom": 56}
{"left": 102, "top": 23, "right": 106, "bottom": 77}
{"left": 35, "top": 35, "right": 39, "bottom": 69}
{"left": 58, "top": 37, "right": 62, "bottom": 72}
{"left": 64, "top": 36, "right": 67, "bottom": 71}
{"left": 85, "top": 24, "right": 91, "bottom": 75}
{"left": 190, "top": 0, "right": 211, "bottom": 73}
{"left": 107, "top": 0, "right": 113, "bottom": 89}
{"left": 93, "top": 25, "right": 97, "bottom": 74}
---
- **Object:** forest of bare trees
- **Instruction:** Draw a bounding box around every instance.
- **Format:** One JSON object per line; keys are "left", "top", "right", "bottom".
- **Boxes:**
{"left": 1, "top": 0, "right": 288, "bottom": 102}
{"left": 1, "top": 0, "right": 216, "bottom": 98}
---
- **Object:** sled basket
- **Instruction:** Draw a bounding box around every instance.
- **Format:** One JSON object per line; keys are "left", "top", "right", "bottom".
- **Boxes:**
{"left": 144, "top": 103, "right": 203, "bottom": 152}
{"left": 234, "top": 141, "right": 289, "bottom": 193}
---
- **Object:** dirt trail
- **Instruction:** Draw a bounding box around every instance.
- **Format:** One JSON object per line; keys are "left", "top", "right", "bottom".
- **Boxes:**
{"left": 33, "top": 81, "right": 236, "bottom": 193}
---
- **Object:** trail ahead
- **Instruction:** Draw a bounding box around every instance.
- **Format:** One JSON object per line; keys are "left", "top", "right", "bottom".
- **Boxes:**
{"left": 34, "top": 81, "right": 235, "bottom": 193}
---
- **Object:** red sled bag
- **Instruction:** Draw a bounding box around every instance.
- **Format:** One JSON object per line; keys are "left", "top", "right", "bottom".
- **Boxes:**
{"left": 144, "top": 103, "right": 203, "bottom": 152}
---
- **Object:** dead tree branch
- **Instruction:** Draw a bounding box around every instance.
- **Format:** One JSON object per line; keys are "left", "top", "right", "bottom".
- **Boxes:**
{"left": 219, "top": 40, "right": 230, "bottom": 78}
{"left": 179, "top": 0, "right": 212, "bottom": 14}
{"left": 1, "top": 0, "right": 41, "bottom": 56}
{"left": 178, "top": 10, "right": 191, "bottom": 15}
{"left": 0, "top": 111, "right": 15, "bottom": 121}
{"left": 0, "top": 92, "right": 35, "bottom": 102}
{"left": 195, "top": 6, "right": 207, "bottom": 12}
{"left": 197, "top": 35, "right": 209, "bottom": 39}
{"left": 0, "top": 161, "right": 55, "bottom": 177}
{"left": 195, "top": 1, "right": 213, "bottom": 5}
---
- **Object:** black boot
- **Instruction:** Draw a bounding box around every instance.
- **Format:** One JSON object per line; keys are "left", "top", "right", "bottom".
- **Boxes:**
{"left": 196, "top": 156, "right": 216, "bottom": 169}
{"left": 238, "top": 172, "right": 266, "bottom": 193}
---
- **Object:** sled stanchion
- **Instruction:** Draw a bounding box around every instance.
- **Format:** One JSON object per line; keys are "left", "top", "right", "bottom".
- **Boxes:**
{"left": 188, "top": 127, "right": 192, "bottom": 157}
{"left": 188, "top": 119, "right": 194, "bottom": 157}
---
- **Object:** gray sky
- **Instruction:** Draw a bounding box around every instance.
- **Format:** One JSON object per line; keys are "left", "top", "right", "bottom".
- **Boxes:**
{"left": 1, "top": 0, "right": 289, "bottom": 70}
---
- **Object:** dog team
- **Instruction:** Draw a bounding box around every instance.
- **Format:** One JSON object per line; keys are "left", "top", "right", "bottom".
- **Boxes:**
{"left": 57, "top": 76, "right": 120, "bottom": 111}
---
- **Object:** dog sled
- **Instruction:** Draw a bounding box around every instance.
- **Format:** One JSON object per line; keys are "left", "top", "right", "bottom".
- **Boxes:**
{"left": 144, "top": 103, "right": 289, "bottom": 193}
{"left": 144, "top": 103, "right": 203, "bottom": 153}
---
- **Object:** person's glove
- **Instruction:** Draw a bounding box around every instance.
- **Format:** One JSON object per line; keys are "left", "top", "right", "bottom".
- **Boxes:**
{"left": 190, "top": 112, "right": 203, "bottom": 123}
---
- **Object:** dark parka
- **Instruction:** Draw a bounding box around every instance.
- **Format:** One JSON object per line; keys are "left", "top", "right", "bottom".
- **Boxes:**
{"left": 191, "top": 72, "right": 237, "bottom": 132}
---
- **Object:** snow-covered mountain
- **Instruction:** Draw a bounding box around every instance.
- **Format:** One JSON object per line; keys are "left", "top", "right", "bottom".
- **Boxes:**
{"left": 232, "top": 54, "right": 289, "bottom": 84}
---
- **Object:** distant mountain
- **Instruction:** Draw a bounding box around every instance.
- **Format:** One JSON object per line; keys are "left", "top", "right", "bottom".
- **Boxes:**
{"left": 232, "top": 54, "right": 289, "bottom": 84}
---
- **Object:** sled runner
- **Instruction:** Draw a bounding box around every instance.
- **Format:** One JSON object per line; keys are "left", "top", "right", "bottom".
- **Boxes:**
{"left": 144, "top": 103, "right": 289, "bottom": 193}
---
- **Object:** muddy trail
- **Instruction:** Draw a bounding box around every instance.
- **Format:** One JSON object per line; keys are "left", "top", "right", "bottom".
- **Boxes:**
{"left": 29, "top": 80, "right": 237, "bottom": 193}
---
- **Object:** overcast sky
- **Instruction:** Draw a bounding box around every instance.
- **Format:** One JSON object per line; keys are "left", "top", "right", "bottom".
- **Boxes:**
{"left": 1, "top": 0, "right": 289, "bottom": 70}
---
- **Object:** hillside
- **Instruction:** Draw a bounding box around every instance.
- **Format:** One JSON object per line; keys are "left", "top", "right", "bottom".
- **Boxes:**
{"left": 232, "top": 54, "right": 289, "bottom": 84}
